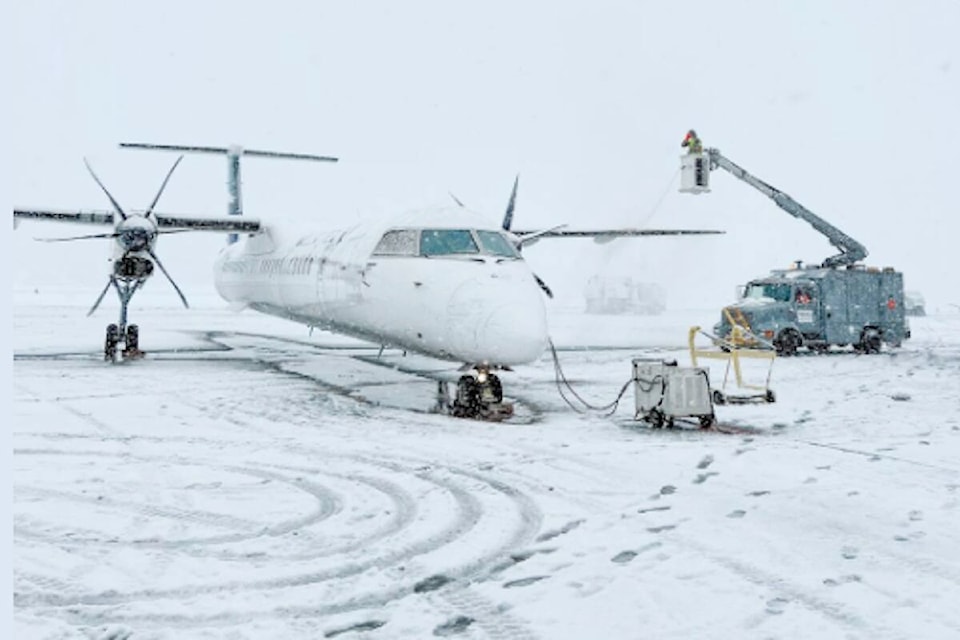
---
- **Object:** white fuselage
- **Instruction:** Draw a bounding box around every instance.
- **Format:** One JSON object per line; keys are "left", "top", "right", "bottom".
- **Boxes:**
{"left": 213, "top": 209, "right": 550, "bottom": 367}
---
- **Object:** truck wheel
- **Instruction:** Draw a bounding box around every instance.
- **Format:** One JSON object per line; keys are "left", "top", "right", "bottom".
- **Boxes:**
{"left": 775, "top": 330, "right": 801, "bottom": 356}
{"left": 858, "top": 328, "right": 882, "bottom": 354}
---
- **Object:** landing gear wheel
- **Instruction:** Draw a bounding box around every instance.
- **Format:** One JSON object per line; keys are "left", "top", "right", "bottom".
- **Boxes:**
{"left": 775, "top": 330, "right": 801, "bottom": 357}
{"left": 765, "top": 389, "right": 777, "bottom": 403}
{"left": 104, "top": 324, "right": 119, "bottom": 362}
{"left": 712, "top": 390, "right": 726, "bottom": 406}
{"left": 452, "top": 375, "right": 481, "bottom": 418}
{"left": 485, "top": 374, "right": 503, "bottom": 403}
{"left": 123, "top": 324, "right": 142, "bottom": 359}
{"left": 699, "top": 414, "right": 715, "bottom": 429}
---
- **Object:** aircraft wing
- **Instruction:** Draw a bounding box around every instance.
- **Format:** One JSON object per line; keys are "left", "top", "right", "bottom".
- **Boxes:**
{"left": 14, "top": 207, "right": 261, "bottom": 233}
{"left": 512, "top": 227, "right": 724, "bottom": 246}
{"left": 154, "top": 213, "right": 261, "bottom": 232}
{"left": 14, "top": 208, "right": 115, "bottom": 226}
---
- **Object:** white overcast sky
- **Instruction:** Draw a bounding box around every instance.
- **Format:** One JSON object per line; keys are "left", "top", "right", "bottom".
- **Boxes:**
{"left": 9, "top": 0, "right": 960, "bottom": 311}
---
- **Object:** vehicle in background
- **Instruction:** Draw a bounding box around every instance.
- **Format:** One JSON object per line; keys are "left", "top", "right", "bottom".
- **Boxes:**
{"left": 584, "top": 276, "right": 666, "bottom": 315}
{"left": 904, "top": 291, "right": 926, "bottom": 316}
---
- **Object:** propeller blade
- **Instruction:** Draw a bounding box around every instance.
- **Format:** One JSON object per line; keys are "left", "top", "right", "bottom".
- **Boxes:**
{"left": 36, "top": 232, "right": 118, "bottom": 242}
{"left": 83, "top": 158, "right": 128, "bottom": 221}
{"left": 144, "top": 155, "right": 184, "bottom": 218}
{"left": 501, "top": 174, "right": 519, "bottom": 231}
{"left": 147, "top": 248, "right": 189, "bottom": 309}
{"left": 448, "top": 192, "right": 466, "bottom": 208}
{"left": 87, "top": 278, "right": 114, "bottom": 317}
{"left": 533, "top": 273, "right": 553, "bottom": 299}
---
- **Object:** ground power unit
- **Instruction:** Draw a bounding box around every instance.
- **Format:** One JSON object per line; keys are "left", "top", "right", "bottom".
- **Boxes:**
{"left": 633, "top": 359, "right": 715, "bottom": 428}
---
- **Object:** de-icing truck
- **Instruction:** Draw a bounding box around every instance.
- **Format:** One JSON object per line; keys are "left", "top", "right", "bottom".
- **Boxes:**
{"left": 680, "top": 137, "right": 910, "bottom": 355}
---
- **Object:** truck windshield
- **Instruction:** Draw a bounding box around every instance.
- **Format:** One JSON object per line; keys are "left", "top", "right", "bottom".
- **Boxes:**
{"left": 744, "top": 282, "right": 792, "bottom": 302}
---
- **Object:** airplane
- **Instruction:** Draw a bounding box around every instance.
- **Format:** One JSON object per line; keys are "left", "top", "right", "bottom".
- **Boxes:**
{"left": 14, "top": 142, "right": 724, "bottom": 419}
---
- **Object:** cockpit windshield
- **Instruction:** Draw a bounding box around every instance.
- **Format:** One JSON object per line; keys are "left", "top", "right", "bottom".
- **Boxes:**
{"left": 744, "top": 282, "right": 792, "bottom": 302}
{"left": 475, "top": 230, "right": 520, "bottom": 258}
{"left": 420, "top": 230, "right": 479, "bottom": 256}
{"left": 372, "top": 228, "right": 522, "bottom": 259}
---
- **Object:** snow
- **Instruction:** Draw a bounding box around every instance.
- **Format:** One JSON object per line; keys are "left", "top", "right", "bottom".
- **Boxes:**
{"left": 13, "top": 287, "right": 960, "bottom": 639}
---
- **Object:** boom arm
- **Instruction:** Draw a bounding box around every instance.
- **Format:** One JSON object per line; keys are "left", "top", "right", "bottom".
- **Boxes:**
{"left": 705, "top": 148, "right": 867, "bottom": 267}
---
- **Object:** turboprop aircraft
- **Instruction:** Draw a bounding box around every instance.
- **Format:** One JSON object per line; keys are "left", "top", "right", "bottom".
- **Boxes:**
{"left": 14, "top": 142, "right": 723, "bottom": 419}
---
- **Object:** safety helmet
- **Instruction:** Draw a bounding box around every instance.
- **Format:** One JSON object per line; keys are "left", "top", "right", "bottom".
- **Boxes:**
{"left": 688, "top": 129, "right": 697, "bottom": 137}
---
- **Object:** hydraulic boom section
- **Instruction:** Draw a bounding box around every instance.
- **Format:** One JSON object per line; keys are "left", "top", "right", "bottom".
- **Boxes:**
{"left": 681, "top": 139, "right": 868, "bottom": 267}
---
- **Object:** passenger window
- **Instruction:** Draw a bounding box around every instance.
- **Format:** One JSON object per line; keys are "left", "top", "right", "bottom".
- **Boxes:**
{"left": 373, "top": 229, "right": 418, "bottom": 256}
{"left": 420, "top": 229, "right": 479, "bottom": 256}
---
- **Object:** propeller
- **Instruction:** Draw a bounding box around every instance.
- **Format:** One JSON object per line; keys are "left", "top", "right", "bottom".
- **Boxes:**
{"left": 499, "top": 175, "right": 553, "bottom": 299}
{"left": 80, "top": 155, "right": 190, "bottom": 312}
{"left": 36, "top": 228, "right": 192, "bottom": 243}
{"left": 84, "top": 158, "right": 129, "bottom": 221}
{"left": 87, "top": 278, "right": 113, "bottom": 317}
{"left": 147, "top": 247, "right": 189, "bottom": 309}
{"left": 448, "top": 192, "right": 467, "bottom": 208}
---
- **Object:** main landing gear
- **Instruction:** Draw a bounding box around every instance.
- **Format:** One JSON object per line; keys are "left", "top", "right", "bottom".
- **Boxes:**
{"left": 440, "top": 367, "right": 514, "bottom": 421}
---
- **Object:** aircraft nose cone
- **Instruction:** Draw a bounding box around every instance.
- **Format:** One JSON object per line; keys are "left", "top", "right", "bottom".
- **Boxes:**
{"left": 477, "top": 301, "right": 549, "bottom": 366}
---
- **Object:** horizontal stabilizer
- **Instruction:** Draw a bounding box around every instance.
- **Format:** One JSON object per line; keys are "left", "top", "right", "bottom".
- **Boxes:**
{"left": 120, "top": 142, "right": 338, "bottom": 163}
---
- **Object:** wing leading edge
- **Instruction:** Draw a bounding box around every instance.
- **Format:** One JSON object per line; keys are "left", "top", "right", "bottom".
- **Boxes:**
{"left": 511, "top": 227, "right": 724, "bottom": 246}
{"left": 14, "top": 208, "right": 261, "bottom": 233}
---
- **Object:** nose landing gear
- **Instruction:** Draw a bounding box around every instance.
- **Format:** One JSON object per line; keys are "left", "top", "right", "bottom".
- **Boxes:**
{"left": 445, "top": 367, "right": 514, "bottom": 421}
{"left": 99, "top": 277, "right": 147, "bottom": 362}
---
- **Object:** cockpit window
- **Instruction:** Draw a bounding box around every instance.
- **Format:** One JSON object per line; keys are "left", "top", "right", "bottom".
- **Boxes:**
{"left": 744, "top": 282, "right": 792, "bottom": 302}
{"left": 420, "top": 229, "right": 479, "bottom": 256}
{"left": 476, "top": 230, "right": 520, "bottom": 258}
{"left": 373, "top": 229, "right": 418, "bottom": 256}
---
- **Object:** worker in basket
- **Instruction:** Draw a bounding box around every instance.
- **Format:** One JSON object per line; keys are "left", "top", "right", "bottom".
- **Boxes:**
{"left": 681, "top": 129, "right": 703, "bottom": 154}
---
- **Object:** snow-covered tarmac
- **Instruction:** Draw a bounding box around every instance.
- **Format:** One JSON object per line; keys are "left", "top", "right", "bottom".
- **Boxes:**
{"left": 13, "top": 289, "right": 960, "bottom": 640}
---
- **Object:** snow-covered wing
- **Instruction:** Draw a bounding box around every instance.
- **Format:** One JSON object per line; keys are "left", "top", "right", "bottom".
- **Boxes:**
{"left": 512, "top": 228, "right": 724, "bottom": 238}
{"left": 13, "top": 207, "right": 261, "bottom": 233}
{"left": 14, "top": 208, "right": 115, "bottom": 226}
{"left": 154, "top": 213, "right": 261, "bottom": 232}
{"left": 512, "top": 227, "right": 724, "bottom": 246}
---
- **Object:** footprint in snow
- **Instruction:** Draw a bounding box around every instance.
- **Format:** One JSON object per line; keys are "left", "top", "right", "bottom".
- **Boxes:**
{"left": 841, "top": 546, "right": 859, "bottom": 560}
{"left": 823, "top": 574, "right": 862, "bottom": 587}
{"left": 696, "top": 455, "right": 714, "bottom": 469}
{"left": 693, "top": 472, "right": 718, "bottom": 484}
{"left": 611, "top": 550, "right": 638, "bottom": 564}
{"left": 503, "top": 575, "right": 548, "bottom": 588}
{"left": 727, "top": 509, "right": 746, "bottom": 518}
{"left": 765, "top": 597, "right": 790, "bottom": 615}
{"left": 433, "top": 616, "right": 475, "bottom": 637}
